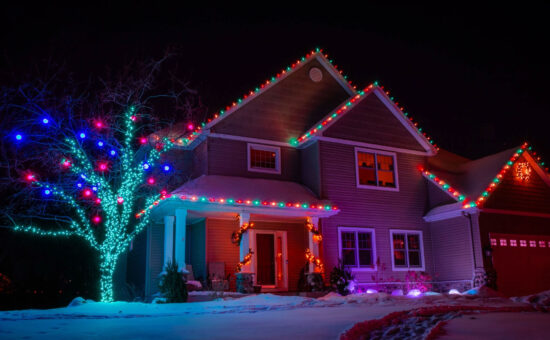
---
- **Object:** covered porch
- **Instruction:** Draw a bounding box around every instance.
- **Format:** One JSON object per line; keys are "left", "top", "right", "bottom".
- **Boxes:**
{"left": 144, "top": 175, "right": 339, "bottom": 297}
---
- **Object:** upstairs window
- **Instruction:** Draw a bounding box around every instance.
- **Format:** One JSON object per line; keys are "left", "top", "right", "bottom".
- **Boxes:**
{"left": 355, "top": 148, "right": 398, "bottom": 190}
{"left": 338, "top": 227, "right": 376, "bottom": 271}
{"left": 247, "top": 143, "right": 281, "bottom": 174}
{"left": 390, "top": 230, "right": 425, "bottom": 271}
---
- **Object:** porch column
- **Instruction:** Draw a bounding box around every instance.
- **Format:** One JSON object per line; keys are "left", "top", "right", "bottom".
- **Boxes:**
{"left": 239, "top": 212, "right": 253, "bottom": 273}
{"left": 174, "top": 209, "right": 187, "bottom": 271}
{"left": 308, "top": 216, "right": 320, "bottom": 273}
{"left": 163, "top": 216, "right": 175, "bottom": 270}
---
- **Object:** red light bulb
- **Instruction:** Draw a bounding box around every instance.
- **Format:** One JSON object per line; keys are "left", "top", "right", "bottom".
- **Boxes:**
{"left": 83, "top": 189, "right": 92, "bottom": 197}
{"left": 139, "top": 137, "right": 147, "bottom": 144}
{"left": 187, "top": 123, "right": 194, "bottom": 131}
{"left": 93, "top": 216, "right": 101, "bottom": 224}
{"left": 117, "top": 197, "right": 124, "bottom": 204}
{"left": 147, "top": 177, "right": 155, "bottom": 185}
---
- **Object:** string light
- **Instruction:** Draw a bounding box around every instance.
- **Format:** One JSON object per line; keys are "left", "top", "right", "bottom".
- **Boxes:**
{"left": 162, "top": 164, "right": 171, "bottom": 172}
{"left": 15, "top": 134, "right": 23, "bottom": 141}
{"left": 42, "top": 118, "right": 49, "bottom": 124}
{"left": 147, "top": 177, "right": 155, "bottom": 185}
{"left": 79, "top": 132, "right": 86, "bottom": 139}
{"left": 109, "top": 150, "right": 116, "bottom": 157}
{"left": 97, "top": 141, "right": 104, "bottom": 147}
{"left": 175, "top": 48, "right": 356, "bottom": 147}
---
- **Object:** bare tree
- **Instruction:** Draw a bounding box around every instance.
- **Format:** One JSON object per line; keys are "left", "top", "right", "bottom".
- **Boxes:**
{"left": 0, "top": 53, "right": 199, "bottom": 302}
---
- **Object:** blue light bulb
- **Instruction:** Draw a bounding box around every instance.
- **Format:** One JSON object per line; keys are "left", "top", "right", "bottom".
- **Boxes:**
{"left": 110, "top": 150, "right": 117, "bottom": 156}
{"left": 43, "top": 189, "right": 51, "bottom": 196}
{"left": 15, "top": 134, "right": 22, "bottom": 141}
{"left": 97, "top": 141, "right": 104, "bottom": 147}
{"left": 42, "top": 118, "right": 49, "bottom": 124}
{"left": 143, "top": 163, "right": 150, "bottom": 170}
{"left": 79, "top": 132, "right": 86, "bottom": 139}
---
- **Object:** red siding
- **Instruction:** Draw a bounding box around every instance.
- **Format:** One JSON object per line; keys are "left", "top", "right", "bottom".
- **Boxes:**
{"left": 479, "top": 213, "right": 550, "bottom": 268}
{"left": 322, "top": 93, "right": 426, "bottom": 151}
{"left": 207, "top": 137, "right": 300, "bottom": 181}
{"left": 212, "top": 57, "right": 351, "bottom": 142}
{"left": 484, "top": 156, "right": 550, "bottom": 214}
{"left": 252, "top": 220, "right": 308, "bottom": 291}
{"left": 319, "top": 141, "right": 433, "bottom": 282}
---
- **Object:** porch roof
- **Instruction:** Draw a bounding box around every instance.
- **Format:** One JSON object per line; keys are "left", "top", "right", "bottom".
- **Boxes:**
{"left": 146, "top": 175, "right": 339, "bottom": 219}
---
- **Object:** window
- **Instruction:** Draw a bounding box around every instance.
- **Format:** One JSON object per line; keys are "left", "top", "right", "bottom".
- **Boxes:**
{"left": 520, "top": 240, "right": 527, "bottom": 247}
{"left": 500, "top": 239, "right": 507, "bottom": 246}
{"left": 355, "top": 148, "right": 398, "bottom": 190}
{"left": 338, "top": 227, "right": 376, "bottom": 271}
{"left": 530, "top": 240, "right": 537, "bottom": 247}
{"left": 510, "top": 240, "right": 517, "bottom": 247}
{"left": 539, "top": 241, "right": 546, "bottom": 248}
{"left": 247, "top": 143, "right": 281, "bottom": 174}
{"left": 390, "top": 230, "right": 425, "bottom": 271}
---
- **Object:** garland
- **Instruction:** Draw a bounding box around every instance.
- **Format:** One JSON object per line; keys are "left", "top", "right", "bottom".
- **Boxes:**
{"left": 305, "top": 248, "right": 324, "bottom": 273}
{"left": 306, "top": 222, "right": 322, "bottom": 242}
{"left": 236, "top": 249, "right": 254, "bottom": 272}
{"left": 231, "top": 222, "right": 254, "bottom": 246}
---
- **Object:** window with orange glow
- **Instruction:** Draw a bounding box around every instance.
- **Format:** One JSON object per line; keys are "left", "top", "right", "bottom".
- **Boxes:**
{"left": 356, "top": 149, "right": 397, "bottom": 189}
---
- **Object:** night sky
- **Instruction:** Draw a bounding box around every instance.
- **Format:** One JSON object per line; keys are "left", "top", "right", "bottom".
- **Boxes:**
{"left": 2, "top": 4, "right": 549, "bottom": 160}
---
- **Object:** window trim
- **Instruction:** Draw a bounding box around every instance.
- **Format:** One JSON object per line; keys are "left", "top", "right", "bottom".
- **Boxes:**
{"left": 354, "top": 147, "right": 399, "bottom": 191}
{"left": 389, "top": 229, "right": 425, "bottom": 271}
{"left": 247, "top": 143, "right": 281, "bottom": 174}
{"left": 337, "top": 227, "right": 377, "bottom": 272}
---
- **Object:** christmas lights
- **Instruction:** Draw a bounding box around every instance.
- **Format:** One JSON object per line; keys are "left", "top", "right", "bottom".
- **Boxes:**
{"left": 236, "top": 249, "right": 253, "bottom": 272}
{"left": 136, "top": 193, "right": 338, "bottom": 217}
{"left": 305, "top": 248, "right": 324, "bottom": 273}
{"left": 292, "top": 82, "right": 437, "bottom": 151}
{"left": 13, "top": 105, "right": 175, "bottom": 303}
{"left": 306, "top": 221, "right": 322, "bottom": 242}
{"left": 174, "top": 48, "right": 355, "bottom": 147}
{"left": 464, "top": 143, "right": 530, "bottom": 208}
{"left": 419, "top": 168, "right": 466, "bottom": 202}
{"left": 231, "top": 222, "right": 254, "bottom": 245}
{"left": 515, "top": 162, "right": 532, "bottom": 181}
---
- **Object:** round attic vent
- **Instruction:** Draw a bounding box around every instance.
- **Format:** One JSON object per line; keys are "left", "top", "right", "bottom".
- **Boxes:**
{"left": 309, "top": 67, "right": 323, "bottom": 82}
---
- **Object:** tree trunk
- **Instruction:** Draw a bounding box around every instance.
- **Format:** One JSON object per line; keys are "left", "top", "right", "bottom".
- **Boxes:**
{"left": 99, "top": 253, "right": 119, "bottom": 302}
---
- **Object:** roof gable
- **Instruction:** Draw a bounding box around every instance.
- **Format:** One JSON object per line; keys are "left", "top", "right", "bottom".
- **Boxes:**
{"left": 422, "top": 143, "right": 550, "bottom": 210}
{"left": 293, "top": 84, "right": 437, "bottom": 155}
{"left": 177, "top": 49, "right": 355, "bottom": 147}
{"left": 321, "top": 88, "right": 432, "bottom": 152}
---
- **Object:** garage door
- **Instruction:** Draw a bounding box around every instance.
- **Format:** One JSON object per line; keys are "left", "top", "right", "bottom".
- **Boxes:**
{"left": 490, "top": 233, "right": 550, "bottom": 297}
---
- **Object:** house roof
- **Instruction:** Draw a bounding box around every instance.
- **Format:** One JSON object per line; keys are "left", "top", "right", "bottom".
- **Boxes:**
{"left": 423, "top": 143, "right": 550, "bottom": 214}
{"left": 169, "top": 175, "right": 336, "bottom": 212}
{"left": 168, "top": 48, "right": 357, "bottom": 148}
{"left": 293, "top": 84, "right": 438, "bottom": 155}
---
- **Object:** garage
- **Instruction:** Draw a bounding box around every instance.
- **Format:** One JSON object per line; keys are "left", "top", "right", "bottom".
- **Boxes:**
{"left": 490, "top": 232, "right": 550, "bottom": 296}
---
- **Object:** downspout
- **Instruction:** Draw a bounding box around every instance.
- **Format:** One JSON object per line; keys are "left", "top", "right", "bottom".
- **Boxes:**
{"left": 462, "top": 211, "right": 477, "bottom": 286}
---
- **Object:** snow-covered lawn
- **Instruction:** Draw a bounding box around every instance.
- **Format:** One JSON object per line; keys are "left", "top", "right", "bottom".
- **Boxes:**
{"left": 0, "top": 291, "right": 548, "bottom": 339}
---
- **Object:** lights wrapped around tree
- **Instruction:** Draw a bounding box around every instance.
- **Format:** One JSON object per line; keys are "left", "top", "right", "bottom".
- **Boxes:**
{"left": 305, "top": 248, "right": 324, "bottom": 273}
{"left": 12, "top": 104, "right": 175, "bottom": 303}
{"left": 236, "top": 249, "right": 253, "bottom": 273}
{"left": 306, "top": 221, "right": 322, "bottom": 242}
{"left": 231, "top": 221, "right": 254, "bottom": 246}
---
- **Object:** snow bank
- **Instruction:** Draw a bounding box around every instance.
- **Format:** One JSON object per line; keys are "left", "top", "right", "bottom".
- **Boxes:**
{"left": 511, "top": 289, "right": 550, "bottom": 307}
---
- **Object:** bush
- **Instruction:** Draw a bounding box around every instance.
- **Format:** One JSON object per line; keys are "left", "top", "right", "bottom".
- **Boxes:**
{"left": 330, "top": 260, "right": 355, "bottom": 295}
{"left": 159, "top": 260, "right": 188, "bottom": 303}
{"left": 405, "top": 270, "right": 432, "bottom": 293}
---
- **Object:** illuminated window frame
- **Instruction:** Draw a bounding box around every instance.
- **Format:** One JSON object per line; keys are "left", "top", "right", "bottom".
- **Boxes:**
{"left": 389, "top": 229, "right": 425, "bottom": 271}
{"left": 354, "top": 147, "right": 399, "bottom": 191}
{"left": 337, "top": 227, "right": 377, "bottom": 272}
{"left": 247, "top": 143, "right": 281, "bottom": 174}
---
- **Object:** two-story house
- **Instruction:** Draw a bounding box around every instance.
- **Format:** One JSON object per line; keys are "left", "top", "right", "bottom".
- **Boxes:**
{"left": 125, "top": 49, "right": 550, "bottom": 299}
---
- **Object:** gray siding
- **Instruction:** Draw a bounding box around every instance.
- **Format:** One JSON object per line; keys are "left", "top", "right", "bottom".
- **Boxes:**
{"left": 192, "top": 139, "right": 208, "bottom": 179}
{"left": 323, "top": 93, "right": 426, "bottom": 152}
{"left": 429, "top": 216, "right": 474, "bottom": 281}
{"left": 207, "top": 137, "right": 300, "bottom": 181}
{"left": 146, "top": 223, "right": 164, "bottom": 298}
{"left": 300, "top": 141, "right": 321, "bottom": 197}
{"left": 211, "top": 57, "right": 351, "bottom": 143}
{"left": 319, "top": 141, "right": 433, "bottom": 282}
{"left": 427, "top": 181, "right": 457, "bottom": 210}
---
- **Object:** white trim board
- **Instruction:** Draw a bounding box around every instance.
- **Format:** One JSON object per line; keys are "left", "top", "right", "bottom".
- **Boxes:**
{"left": 337, "top": 227, "right": 378, "bottom": 272}
{"left": 315, "top": 136, "right": 432, "bottom": 156}
{"left": 247, "top": 143, "right": 281, "bottom": 175}
{"left": 354, "top": 147, "right": 400, "bottom": 192}
{"left": 389, "top": 229, "right": 426, "bottom": 271}
{"left": 209, "top": 133, "right": 292, "bottom": 148}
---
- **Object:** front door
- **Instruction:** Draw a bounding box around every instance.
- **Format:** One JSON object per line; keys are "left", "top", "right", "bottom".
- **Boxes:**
{"left": 256, "top": 234, "right": 275, "bottom": 285}
{"left": 254, "top": 230, "right": 288, "bottom": 290}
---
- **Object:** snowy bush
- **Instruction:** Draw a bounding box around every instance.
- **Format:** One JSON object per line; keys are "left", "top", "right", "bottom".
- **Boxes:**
{"left": 159, "top": 260, "right": 188, "bottom": 303}
{"left": 405, "top": 270, "right": 432, "bottom": 293}
{"left": 329, "top": 260, "right": 355, "bottom": 296}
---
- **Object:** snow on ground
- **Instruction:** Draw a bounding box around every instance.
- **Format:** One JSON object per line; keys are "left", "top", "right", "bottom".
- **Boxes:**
{"left": 439, "top": 312, "right": 550, "bottom": 340}
{"left": 0, "top": 291, "right": 544, "bottom": 339}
